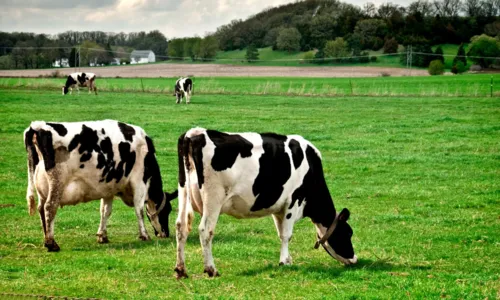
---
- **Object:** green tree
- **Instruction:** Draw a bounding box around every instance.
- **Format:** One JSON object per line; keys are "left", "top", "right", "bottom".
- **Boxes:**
{"left": 324, "top": 38, "right": 349, "bottom": 59}
{"left": 467, "top": 34, "right": 500, "bottom": 67}
{"left": 453, "top": 43, "right": 467, "bottom": 66}
{"left": 245, "top": 44, "right": 259, "bottom": 62}
{"left": 451, "top": 61, "right": 466, "bottom": 74}
{"left": 276, "top": 27, "right": 301, "bottom": 52}
{"left": 428, "top": 59, "right": 445, "bottom": 75}
{"left": 69, "top": 47, "right": 78, "bottom": 68}
{"left": 198, "top": 35, "right": 218, "bottom": 61}
{"left": 383, "top": 37, "right": 398, "bottom": 54}
{"left": 168, "top": 38, "right": 185, "bottom": 60}
{"left": 434, "top": 46, "right": 444, "bottom": 63}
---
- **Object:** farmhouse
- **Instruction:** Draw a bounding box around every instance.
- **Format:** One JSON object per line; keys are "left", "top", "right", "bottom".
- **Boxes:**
{"left": 52, "top": 58, "right": 69, "bottom": 68}
{"left": 130, "top": 50, "right": 155, "bottom": 64}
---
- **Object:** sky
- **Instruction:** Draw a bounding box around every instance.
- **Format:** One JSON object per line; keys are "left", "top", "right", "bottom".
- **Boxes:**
{"left": 0, "top": 0, "right": 413, "bottom": 38}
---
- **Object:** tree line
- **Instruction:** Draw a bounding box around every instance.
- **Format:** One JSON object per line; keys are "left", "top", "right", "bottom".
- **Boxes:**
{"left": 214, "top": 0, "right": 500, "bottom": 52}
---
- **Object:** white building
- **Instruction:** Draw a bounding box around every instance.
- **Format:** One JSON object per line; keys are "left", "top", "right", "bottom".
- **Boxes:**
{"left": 130, "top": 50, "right": 155, "bottom": 64}
{"left": 52, "top": 58, "right": 69, "bottom": 68}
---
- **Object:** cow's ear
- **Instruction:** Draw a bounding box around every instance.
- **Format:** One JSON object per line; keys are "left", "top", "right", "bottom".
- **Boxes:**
{"left": 338, "top": 208, "right": 350, "bottom": 222}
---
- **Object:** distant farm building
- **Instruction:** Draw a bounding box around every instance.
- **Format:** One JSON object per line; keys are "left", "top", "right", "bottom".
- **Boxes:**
{"left": 52, "top": 58, "right": 69, "bottom": 68}
{"left": 130, "top": 50, "right": 155, "bottom": 64}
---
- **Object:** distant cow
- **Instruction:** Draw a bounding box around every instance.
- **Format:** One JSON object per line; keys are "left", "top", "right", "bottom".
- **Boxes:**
{"left": 174, "top": 128, "right": 357, "bottom": 278}
{"left": 24, "top": 120, "right": 177, "bottom": 252}
{"left": 174, "top": 77, "right": 193, "bottom": 104}
{"left": 62, "top": 72, "right": 97, "bottom": 95}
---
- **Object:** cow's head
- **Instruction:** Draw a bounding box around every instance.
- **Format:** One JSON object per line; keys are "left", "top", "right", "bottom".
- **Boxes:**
{"left": 319, "top": 208, "right": 357, "bottom": 265}
{"left": 62, "top": 86, "right": 69, "bottom": 95}
{"left": 146, "top": 190, "right": 177, "bottom": 238}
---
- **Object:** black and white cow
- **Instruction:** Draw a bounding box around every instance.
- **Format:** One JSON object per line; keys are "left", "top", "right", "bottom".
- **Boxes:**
{"left": 174, "top": 128, "right": 357, "bottom": 278}
{"left": 62, "top": 72, "right": 97, "bottom": 95}
{"left": 173, "top": 77, "right": 193, "bottom": 104}
{"left": 24, "top": 120, "right": 177, "bottom": 252}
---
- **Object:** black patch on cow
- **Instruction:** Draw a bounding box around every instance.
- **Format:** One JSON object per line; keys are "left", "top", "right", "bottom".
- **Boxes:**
{"left": 143, "top": 136, "right": 164, "bottom": 202}
{"left": 177, "top": 133, "right": 186, "bottom": 188}
{"left": 250, "top": 133, "right": 291, "bottom": 212}
{"left": 119, "top": 142, "right": 136, "bottom": 178}
{"left": 77, "top": 73, "right": 86, "bottom": 85}
{"left": 101, "top": 128, "right": 105, "bottom": 135}
{"left": 35, "top": 129, "right": 56, "bottom": 171}
{"left": 25, "top": 127, "right": 40, "bottom": 176}
{"left": 288, "top": 139, "right": 303, "bottom": 169}
{"left": 207, "top": 130, "right": 253, "bottom": 172}
{"left": 68, "top": 125, "right": 99, "bottom": 162}
{"left": 47, "top": 123, "right": 68, "bottom": 137}
{"left": 118, "top": 122, "right": 135, "bottom": 142}
{"left": 190, "top": 134, "right": 207, "bottom": 189}
{"left": 286, "top": 213, "right": 292, "bottom": 219}
{"left": 183, "top": 78, "right": 192, "bottom": 92}
{"left": 80, "top": 164, "right": 84, "bottom": 168}
{"left": 80, "top": 152, "right": 92, "bottom": 162}
{"left": 64, "top": 75, "right": 77, "bottom": 87}
{"left": 300, "top": 146, "right": 336, "bottom": 226}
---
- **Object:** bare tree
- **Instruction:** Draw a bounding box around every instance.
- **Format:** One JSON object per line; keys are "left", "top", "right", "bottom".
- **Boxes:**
{"left": 362, "top": 2, "right": 377, "bottom": 17}
{"left": 462, "top": 0, "right": 485, "bottom": 16}
{"left": 433, "top": 0, "right": 462, "bottom": 17}
{"left": 408, "top": 0, "right": 435, "bottom": 17}
{"left": 481, "top": 0, "right": 500, "bottom": 16}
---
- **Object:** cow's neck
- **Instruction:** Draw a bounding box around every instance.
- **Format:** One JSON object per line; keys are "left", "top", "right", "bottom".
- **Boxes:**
{"left": 303, "top": 186, "right": 337, "bottom": 237}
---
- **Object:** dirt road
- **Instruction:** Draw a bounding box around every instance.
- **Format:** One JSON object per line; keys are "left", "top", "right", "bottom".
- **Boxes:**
{"left": 0, "top": 63, "right": 428, "bottom": 78}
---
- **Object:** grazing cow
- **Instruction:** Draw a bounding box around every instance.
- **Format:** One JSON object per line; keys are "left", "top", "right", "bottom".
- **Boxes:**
{"left": 174, "top": 128, "right": 357, "bottom": 278}
{"left": 174, "top": 77, "right": 193, "bottom": 104}
{"left": 24, "top": 120, "right": 177, "bottom": 252}
{"left": 62, "top": 72, "right": 97, "bottom": 95}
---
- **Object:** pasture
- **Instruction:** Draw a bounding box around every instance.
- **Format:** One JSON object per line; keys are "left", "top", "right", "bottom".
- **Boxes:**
{"left": 0, "top": 78, "right": 499, "bottom": 299}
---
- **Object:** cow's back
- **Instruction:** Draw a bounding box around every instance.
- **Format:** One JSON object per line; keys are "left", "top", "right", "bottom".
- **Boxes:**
{"left": 183, "top": 128, "right": 316, "bottom": 217}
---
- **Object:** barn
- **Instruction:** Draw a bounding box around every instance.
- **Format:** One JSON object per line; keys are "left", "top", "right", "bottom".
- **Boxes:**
{"left": 130, "top": 50, "right": 156, "bottom": 64}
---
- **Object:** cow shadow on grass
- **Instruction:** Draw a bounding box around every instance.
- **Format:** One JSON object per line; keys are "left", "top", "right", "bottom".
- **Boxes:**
{"left": 238, "top": 257, "right": 430, "bottom": 278}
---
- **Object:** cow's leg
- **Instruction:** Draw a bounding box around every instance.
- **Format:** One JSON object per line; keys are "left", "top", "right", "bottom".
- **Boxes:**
{"left": 174, "top": 184, "right": 190, "bottom": 279}
{"left": 133, "top": 185, "right": 150, "bottom": 241}
{"left": 199, "top": 192, "right": 223, "bottom": 277}
{"left": 272, "top": 214, "right": 294, "bottom": 265}
{"left": 44, "top": 183, "right": 61, "bottom": 252}
{"left": 96, "top": 197, "right": 113, "bottom": 243}
{"left": 176, "top": 94, "right": 181, "bottom": 104}
{"left": 36, "top": 191, "right": 48, "bottom": 243}
{"left": 186, "top": 91, "right": 191, "bottom": 104}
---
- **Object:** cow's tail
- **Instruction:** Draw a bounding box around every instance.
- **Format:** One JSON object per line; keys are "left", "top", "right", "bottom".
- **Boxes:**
{"left": 24, "top": 126, "right": 39, "bottom": 216}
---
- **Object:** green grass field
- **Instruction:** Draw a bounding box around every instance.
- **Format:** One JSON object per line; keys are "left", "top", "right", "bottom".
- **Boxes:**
{"left": 1, "top": 74, "right": 499, "bottom": 97}
{"left": 0, "top": 79, "right": 499, "bottom": 299}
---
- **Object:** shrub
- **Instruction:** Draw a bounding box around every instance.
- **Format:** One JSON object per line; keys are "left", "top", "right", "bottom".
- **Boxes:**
{"left": 383, "top": 37, "right": 398, "bottom": 54}
{"left": 302, "top": 51, "right": 315, "bottom": 63}
{"left": 428, "top": 60, "right": 445, "bottom": 75}
{"left": 451, "top": 61, "right": 466, "bottom": 74}
{"left": 370, "top": 56, "right": 378, "bottom": 62}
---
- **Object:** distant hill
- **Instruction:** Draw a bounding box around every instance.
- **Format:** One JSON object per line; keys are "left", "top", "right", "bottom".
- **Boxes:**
{"left": 212, "top": 0, "right": 500, "bottom": 52}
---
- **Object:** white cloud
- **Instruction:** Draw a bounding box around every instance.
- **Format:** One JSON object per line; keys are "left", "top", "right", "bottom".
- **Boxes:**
{"left": 0, "top": 0, "right": 414, "bottom": 38}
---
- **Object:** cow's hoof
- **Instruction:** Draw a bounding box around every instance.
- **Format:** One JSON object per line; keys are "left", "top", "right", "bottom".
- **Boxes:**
{"left": 156, "top": 232, "right": 167, "bottom": 238}
{"left": 45, "top": 241, "right": 60, "bottom": 252}
{"left": 138, "top": 235, "right": 151, "bottom": 241}
{"left": 279, "top": 257, "right": 292, "bottom": 266}
{"left": 97, "top": 235, "right": 109, "bottom": 244}
{"left": 174, "top": 267, "right": 188, "bottom": 279}
{"left": 204, "top": 266, "right": 220, "bottom": 277}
